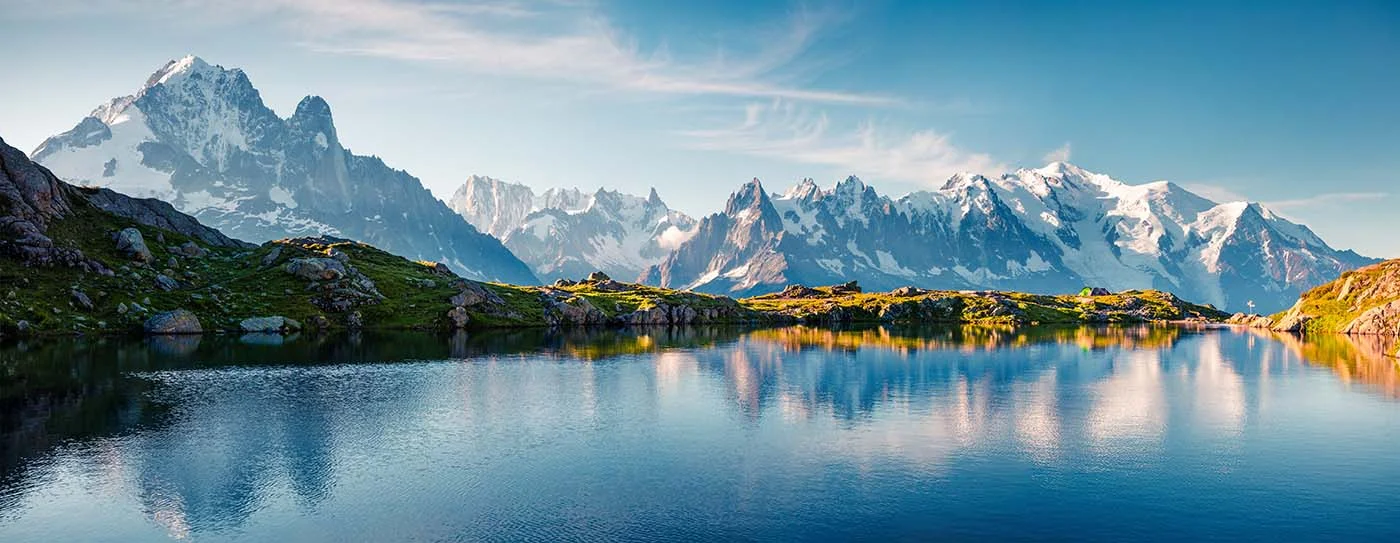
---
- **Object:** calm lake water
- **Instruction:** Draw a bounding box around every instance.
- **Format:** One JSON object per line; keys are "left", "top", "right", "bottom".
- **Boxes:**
{"left": 2, "top": 325, "right": 1399, "bottom": 541}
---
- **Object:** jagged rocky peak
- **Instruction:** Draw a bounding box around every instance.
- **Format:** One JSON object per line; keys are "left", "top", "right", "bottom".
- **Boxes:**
{"left": 31, "top": 55, "right": 538, "bottom": 283}
{"left": 724, "top": 178, "right": 771, "bottom": 214}
{"left": 289, "top": 95, "right": 337, "bottom": 142}
{"left": 783, "top": 178, "right": 820, "bottom": 201}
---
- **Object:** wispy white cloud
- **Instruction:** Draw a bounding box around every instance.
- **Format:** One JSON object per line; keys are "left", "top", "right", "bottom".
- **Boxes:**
{"left": 1183, "top": 183, "right": 1250, "bottom": 204}
{"left": 679, "top": 100, "right": 1004, "bottom": 186}
{"left": 1264, "top": 191, "right": 1390, "bottom": 210}
{"left": 20, "top": 0, "right": 897, "bottom": 105}
{"left": 1185, "top": 182, "right": 1389, "bottom": 210}
{"left": 1042, "top": 142, "right": 1072, "bottom": 163}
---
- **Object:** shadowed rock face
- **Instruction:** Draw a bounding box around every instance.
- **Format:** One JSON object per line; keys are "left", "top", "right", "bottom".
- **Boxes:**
{"left": 0, "top": 137, "right": 71, "bottom": 226}
{"left": 1, "top": 136, "right": 98, "bottom": 270}
{"left": 83, "top": 187, "right": 247, "bottom": 248}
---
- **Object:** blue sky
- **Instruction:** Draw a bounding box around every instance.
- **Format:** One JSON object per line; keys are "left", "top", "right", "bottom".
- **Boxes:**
{"left": 2, "top": 0, "right": 1397, "bottom": 256}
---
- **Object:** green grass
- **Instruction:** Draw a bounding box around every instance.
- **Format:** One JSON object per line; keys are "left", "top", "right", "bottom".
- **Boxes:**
{"left": 737, "top": 288, "right": 1223, "bottom": 325}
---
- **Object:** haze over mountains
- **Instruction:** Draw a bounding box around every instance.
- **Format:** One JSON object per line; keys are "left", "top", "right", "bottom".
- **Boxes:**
{"left": 23, "top": 56, "right": 1375, "bottom": 313}
{"left": 31, "top": 56, "right": 536, "bottom": 284}
{"left": 448, "top": 175, "right": 697, "bottom": 281}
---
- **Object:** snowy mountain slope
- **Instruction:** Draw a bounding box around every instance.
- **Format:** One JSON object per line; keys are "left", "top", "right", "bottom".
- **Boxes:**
{"left": 32, "top": 56, "right": 537, "bottom": 284}
{"left": 646, "top": 163, "right": 1374, "bottom": 312}
{"left": 448, "top": 176, "right": 697, "bottom": 281}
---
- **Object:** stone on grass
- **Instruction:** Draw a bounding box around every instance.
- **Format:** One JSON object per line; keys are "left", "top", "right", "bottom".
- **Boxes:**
{"left": 144, "top": 310, "right": 203, "bottom": 335}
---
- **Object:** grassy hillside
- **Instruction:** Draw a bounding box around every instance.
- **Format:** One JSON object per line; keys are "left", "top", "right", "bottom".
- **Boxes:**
{"left": 1266, "top": 259, "right": 1400, "bottom": 337}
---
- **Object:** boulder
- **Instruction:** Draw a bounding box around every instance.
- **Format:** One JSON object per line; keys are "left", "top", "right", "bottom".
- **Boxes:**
{"left": 175, "top": 241, "right": 206, "bottom": 258}
{"left": 420, "top": 261, "right": 457, "bottom": 278}
{"left": 890, "top": 286, "right": 925, "bottom": 297}
{"left": 1272, "top": 306, "right": 1311, "bottom": 333}
{"left": 544, "top": 294, "right": 606, "bottom": 325}
{"left": 1341, "top": 300, "right": 1400, "bottom": 336}
{"left": 239, "top": 316, "right": 302, "bottom": 334}
{"left": 830, "top": 281, "right": 862, "bottom": 294}
{"left": 447, "top": 306, "right": 471, "bottom": 329}
{"left": 449, "top": 281, "right": 504, "bottom": 307}
{"left": 777, "top": 284, "right": 823, "bottom": 298}
{"left": 115, "top": 228, "right": 153, "bottom": 262}
{"left": 586, "top": 271, "right": 611, "bottom": 282}
{"left": 154, "top": 274, "right": 179, "bottom": 291}
{"left": 590, "top": 279, "right": 632, "bottom": 292}
{"left": 70, "top": 289, "right": 93, "bottom": 310}
{"left": 144, "top": 310, "right": 203, "bottom": 335}
{"left": 285, "top": 257, "right": 346, "bottom": 281}
{"left": 260, "top": 245, "right": 283, "bottom": 267}
{"left": 553, "top": 279, "right": 577, "bottom": 287}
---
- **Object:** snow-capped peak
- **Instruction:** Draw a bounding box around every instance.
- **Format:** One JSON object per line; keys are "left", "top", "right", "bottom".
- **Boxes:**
{"left": 782, "top": 178, "right": 820, "bottom": 200}
{"left": 143, "top": 55, "right": 223, "bottom": 89}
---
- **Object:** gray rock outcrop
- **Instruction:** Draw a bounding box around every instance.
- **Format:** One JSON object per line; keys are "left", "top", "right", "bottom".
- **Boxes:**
{"left": 144, "top": 309, "right": 203, "bottom": 334}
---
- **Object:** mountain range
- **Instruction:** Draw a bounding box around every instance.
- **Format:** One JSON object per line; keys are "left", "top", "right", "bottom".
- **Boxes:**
{"left": 448, "top": 175, "right": 697, "bottom": 281}
{"left": 31, "top": 56, "right": 536, "bottom": 284}
{"left": 24, "top": 56, "right": 1374, "bottom": 312}
{"left": 640, "top": 164, "right": 1374, "bottom": 313}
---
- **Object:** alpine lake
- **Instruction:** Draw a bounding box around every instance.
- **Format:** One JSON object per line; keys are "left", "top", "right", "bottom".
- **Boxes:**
{"left": 2, "top": 324, "right": 1399, "bottom": 541}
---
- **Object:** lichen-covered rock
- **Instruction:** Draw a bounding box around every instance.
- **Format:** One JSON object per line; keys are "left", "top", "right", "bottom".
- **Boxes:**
{"left": 115, "top": 228, "right": 153, "bottom": 262}
{"left": 144, "top": 310, "right": 203, "bottom": 335}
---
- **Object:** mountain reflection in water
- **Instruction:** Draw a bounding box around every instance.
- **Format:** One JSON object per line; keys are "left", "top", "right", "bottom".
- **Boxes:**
{"left": 1, "top": 325, "right": 1398, "bottom": 541}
